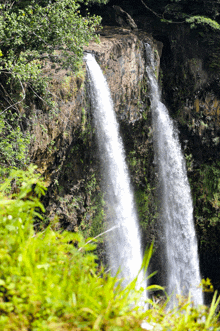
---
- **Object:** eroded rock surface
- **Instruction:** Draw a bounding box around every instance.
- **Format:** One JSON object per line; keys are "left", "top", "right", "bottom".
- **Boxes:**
{"left": 29, "top": 27, "right": 161, "bottom": 241}
{"left": 85, "top": 27, "right": 161, "bottom": 122}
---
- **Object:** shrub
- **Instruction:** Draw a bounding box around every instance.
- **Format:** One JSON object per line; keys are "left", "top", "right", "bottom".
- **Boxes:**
{"left": 0, "top": 166, "right": 149, "bottom": 330}
{"left": 0, "top": 166, "right": 219, "bottom": 330}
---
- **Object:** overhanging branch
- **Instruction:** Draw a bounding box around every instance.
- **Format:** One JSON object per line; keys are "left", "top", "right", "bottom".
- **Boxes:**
{"left": 139, "top": 0, "right": 163, "bottom": 19}
{"left": 139, "top": 0, "right": 185, "bottom": 23}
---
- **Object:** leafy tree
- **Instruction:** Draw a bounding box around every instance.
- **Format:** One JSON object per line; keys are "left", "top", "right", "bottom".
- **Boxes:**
{"left": 0, "top": 0, "right": 108, "bottom": 168}
{"left": 0, "top": 0, "right": 108, "bottom": 75}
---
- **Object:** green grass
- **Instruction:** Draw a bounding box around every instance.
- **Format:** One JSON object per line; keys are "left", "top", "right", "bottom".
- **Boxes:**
{"left": 0, "top": 166, "right": 219, "bottom": 330}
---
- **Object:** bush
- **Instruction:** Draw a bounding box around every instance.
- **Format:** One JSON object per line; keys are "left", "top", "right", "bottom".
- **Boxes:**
{"left": 0, "top": 166, "right": 220, "bottom": 330}
{"left": 0, "top": 166, "right": 149, "bottom": 330}
{"left": 0, "top": 111, "right": 30, "bottom": 169}
{"left": 0, "top": 0, "right": 107, "bottom": 76}
{"left": 0, "top": 0, "right": 108, "bottom": 168}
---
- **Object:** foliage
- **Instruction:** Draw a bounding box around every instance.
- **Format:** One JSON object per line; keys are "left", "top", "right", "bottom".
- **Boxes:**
{"left": 201, "top": 278, "right": 214, "bottom": 293}
{"left": 193, "top": 161, "right": 220, "bottom": 223}
{"left": 0, "top": 166, "right": 148, "bottom": 330}
{"left": 0, "top": 111, "right": 30, "bottom": 169}
{"left": 186, "top": 158, "right": 220, "bottom": 253}
{"left": 79, "top": 190, "right": 105, "bottom": 239}
{"left": 0, "top": 166, "right": 220, "bottom": 330}
{"left": 144, "top": 292, "right": 220, "bottom": 331}
{"left": 0, "top": 0, "right": 107, "bottom": 76}
{"left": 140, "top": 0, "right": 220, "bottom": 28}
{"left": 135, "top": 184, "right": 158, "bottom": 235}
{"left": 186, "top": 16, "right": 220, "bottom": 30}
{"left": 0, "top": 0, "right": 108, "bottom": 168}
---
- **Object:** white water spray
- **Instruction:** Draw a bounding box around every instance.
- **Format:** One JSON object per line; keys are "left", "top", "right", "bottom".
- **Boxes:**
{"left": 85, "top": 53, "right": 146, "bottom": 297}
{"left": 145, "top": 44, "right": 203, "bottom": 306}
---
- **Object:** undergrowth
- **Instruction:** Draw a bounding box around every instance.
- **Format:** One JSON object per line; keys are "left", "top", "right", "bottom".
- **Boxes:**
{"left": 0, "top": 165, "right": 220, "bottom": 330}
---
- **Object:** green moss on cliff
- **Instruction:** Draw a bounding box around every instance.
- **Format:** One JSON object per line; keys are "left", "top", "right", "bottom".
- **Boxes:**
{"left": 189, "top": 161, "right": 220, "bottom": 254}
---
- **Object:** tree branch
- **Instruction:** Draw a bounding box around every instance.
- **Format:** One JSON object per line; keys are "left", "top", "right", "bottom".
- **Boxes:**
{"left": 139, "top": 0, "right": 185, "bottom": 23}
{"left": 139, "top": 0, "right": 163, "bottom": 19}
{"left": 0, "top": 74, "right": 25, "bottom": 115}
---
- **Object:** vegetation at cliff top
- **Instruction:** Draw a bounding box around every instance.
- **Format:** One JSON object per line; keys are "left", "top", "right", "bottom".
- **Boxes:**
{"left": 0, "top": 0, "right": 108, "bottom": 169}
{"left": 141, "top": 0, "right": 220, "bottom": 25}
{"left": 0, "top": 165, "right": 219, "bottom": 330}
{"left": 0, "top": 0, "right": 108, "bottom": 76}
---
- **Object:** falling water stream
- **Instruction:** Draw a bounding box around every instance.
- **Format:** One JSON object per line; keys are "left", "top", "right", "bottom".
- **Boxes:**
{"left": 145, "top": 44, "right": 203, "bottom": 306}
{"left": 85, "top": 53, "right": 146, "bottom": 298}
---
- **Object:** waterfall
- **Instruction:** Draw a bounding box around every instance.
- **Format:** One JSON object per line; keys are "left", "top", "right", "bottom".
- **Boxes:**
{"left": 85, "top": 53, "right": 146, "bottom": 298}
{"left": 145, "top": 44, "right": 203, "bottom": 306}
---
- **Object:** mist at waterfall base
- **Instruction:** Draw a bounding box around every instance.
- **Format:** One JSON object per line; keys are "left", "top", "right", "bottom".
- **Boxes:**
{"left": 145, "top": 44, "right": 203, "bottom": 306}
{"left": 85, "top": 53, "right": 147, "bottom": 301}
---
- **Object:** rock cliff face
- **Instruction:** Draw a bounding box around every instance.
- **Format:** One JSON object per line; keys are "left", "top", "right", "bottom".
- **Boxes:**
{"left": 160, "top": 27, "right": 220, "bottom": 292}
{"left": 84, "top": 27, "right": 162, "bottom": 122}
{"left": 135, "top": 17, "right": 220, "bottom": 291}
{"left": 23, "top": 10, "right": 220, "bottom": 292}
{"left": 26, "top": 28, "right": 161, "bottom": 255}
{"left": 83, "top": 13, "right": 220, "bottom": 291}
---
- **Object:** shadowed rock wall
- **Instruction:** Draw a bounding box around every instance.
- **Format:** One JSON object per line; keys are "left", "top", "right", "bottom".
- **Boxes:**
{"left": 25, "top": 28, "right": 161, "bottom": 260}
